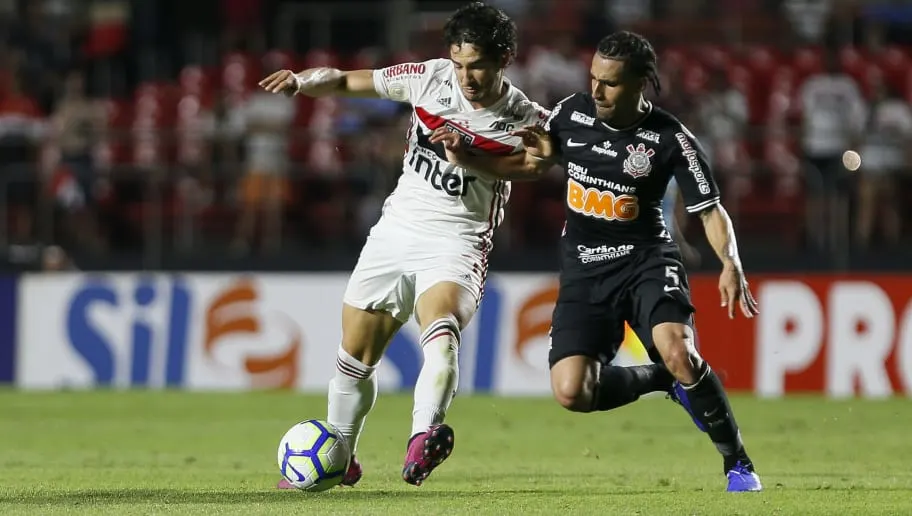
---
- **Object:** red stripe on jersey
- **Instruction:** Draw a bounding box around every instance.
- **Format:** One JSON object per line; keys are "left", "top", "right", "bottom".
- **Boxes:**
{"left": 414, "top": 107, "right": 515, "bottom": 155}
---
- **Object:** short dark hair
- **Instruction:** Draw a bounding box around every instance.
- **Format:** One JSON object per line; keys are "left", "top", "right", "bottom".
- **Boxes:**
{"left": 596, "top": 31, "right": 661, "bottom": 95}
{"left": 443, "top": 2, "right": 517, "bottom": 63}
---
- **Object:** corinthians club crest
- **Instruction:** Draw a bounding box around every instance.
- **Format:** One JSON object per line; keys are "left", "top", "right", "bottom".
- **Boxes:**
{"left": 623, "top": 143, "right": 655, "bottom": 178}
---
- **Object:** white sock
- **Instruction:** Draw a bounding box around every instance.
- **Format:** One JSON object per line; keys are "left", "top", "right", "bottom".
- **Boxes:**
{"left": 411, "top": 317, "right": 460, "bottom": 437}
{"left": 327, "top": 346, "right": 378, "bottom": 455}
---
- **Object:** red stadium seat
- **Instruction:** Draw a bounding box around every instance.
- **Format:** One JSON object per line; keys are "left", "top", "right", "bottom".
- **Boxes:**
{"left": 659, "top": 46, "right": 689, "bottom": 71}
{"left": 694, "top": 44, "right": 731, "bottom": 70}
{"left": 303, "top": 49, "right": 339, "bottom": 69}
{"left": 100, "top": 98, "right": 133, "bottom": 166}
{"left": 221, "top": 52, "right": 259, "bottom": 103}
{"left": 873, "top": 45, "right": 908, "bottom": 92}
{"left": 727, "top": 63, "right": 752, "bottom": 94}
{"left": 744, "top": 45, "right": 780, "bottom": 75}
{"left": 179, "top": 65, "right": 208, "bottom": 96}
{"left": 905, "top": 68, "right": 912, "bottom": 103}
{"left": 766, "top": 66, "right": 797, "bottom": 124}
{"left": 792, "top": 46, "right": 823, "bottom": 82}
{"left": 736, "top": 133, "right": 804, "bottom": 245}
{"left": 174, "top": 94, "right": 211, "bottom": 167}
{"left": 839, "top": 46, "right": 866, "bottom": 81}
{"left": 680, "top": 63, "right": 708, "bottom": 96}
{"left": 391, "top": 50, "right": 421, "bottom": 66}
{"left": 264, "top": 49, "right": 296, "bottom": 71}
{"left": 351, "top": 47, "right": 385, "bottom": 70}
{"left": 131, "top": 82, "right": 166, "bottom": 167}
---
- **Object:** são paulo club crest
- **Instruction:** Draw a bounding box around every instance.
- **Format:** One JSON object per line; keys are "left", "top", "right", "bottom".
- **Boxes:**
{"left": 623, "top": 143, "right": 655, "bottom": 178}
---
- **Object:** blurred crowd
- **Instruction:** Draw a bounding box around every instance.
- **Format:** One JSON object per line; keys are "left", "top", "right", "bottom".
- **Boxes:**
{"left": 2, "top": 0, "right": 912, "bottom": 269}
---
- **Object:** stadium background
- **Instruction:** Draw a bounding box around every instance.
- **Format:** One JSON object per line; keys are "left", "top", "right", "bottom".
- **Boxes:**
{"left": 2, "top": 0, "right": 912, "bottom": 396}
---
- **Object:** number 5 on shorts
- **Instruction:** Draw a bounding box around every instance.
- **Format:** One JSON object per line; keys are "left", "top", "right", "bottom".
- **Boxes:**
{"left": 664, "top": 265, "right": 680, "bottom": 293}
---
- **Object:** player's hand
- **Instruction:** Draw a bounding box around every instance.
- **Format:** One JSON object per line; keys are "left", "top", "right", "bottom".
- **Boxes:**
{"left": 429, "top": 127, "right": 468, "bottom": 165}
{"left": 718, "top": 263, "right": 759, "bottom": 319}
{"left": 258, "top": 70, "right": 298, "bottom": 96}
{"left": 510, "top": 125, "right": 554, "bottom": 162}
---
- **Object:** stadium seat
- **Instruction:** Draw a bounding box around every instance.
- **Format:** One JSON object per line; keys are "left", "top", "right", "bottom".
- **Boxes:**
{"left": 391, "top": 50, "right": 421, "bottom": 66}
{"left": 303, "top": 48, "right": 339, "bottom": 69}
{"left": 839, "top": 46, "right": 867, "bottom": 83}
{"left": 659, "top": 46, "right": 688, "bottom": 70}
{"left": 680, "top": 63, "right": 708, "bottom": 96}
{"left": 873, "top": 45, "right": 908, "bottom": 93}
{"left": 694, "top": 44, "right": 731, "bottom": 70}
{"left": 766, "top": 66, "right": 797, "bottom": 125}
{"left": 792, "top": 46, "right": 823, "bottom": 82}
{"left": 100, "top": 98, "right": 134, "bottom": 166}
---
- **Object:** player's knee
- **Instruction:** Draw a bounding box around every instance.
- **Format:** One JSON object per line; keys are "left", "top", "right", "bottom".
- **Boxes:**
{"left": 415, "top": 282, "right": 476, "bottom": 330}
{"left": 551, "top": 378, "right": 594, "bottom": 413}
{"left": 340, "top": 339, "right": 374, "bottom": 365}
{"left": 341, "top": 304, "right": 400, "bottom": 366}
{"left": 653, "top": 323, "right": 702, "bottom": 383}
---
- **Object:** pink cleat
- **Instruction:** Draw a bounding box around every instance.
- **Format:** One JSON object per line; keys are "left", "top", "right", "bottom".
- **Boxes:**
{"left": 276, "top": 456, "right": 363, "bottom": 489}
{"left": 402, "top": 424, "right": 455, "bottom": 486}
{"left": 276, "top": 477, "right": 296, "bottom": 490}
{"left": 340, "top": 456, "right": 363, "bottom": 486}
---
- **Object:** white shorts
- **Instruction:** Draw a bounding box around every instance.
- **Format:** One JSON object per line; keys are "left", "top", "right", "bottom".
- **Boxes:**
{"left": 343, "top": 232, "right": 488, "bottom": 323}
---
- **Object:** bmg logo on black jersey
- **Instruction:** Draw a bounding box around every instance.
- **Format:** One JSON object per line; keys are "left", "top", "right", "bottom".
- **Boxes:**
{"left": 566, "top": 178, "right": 639, "bottom": 222}
{"left": 408, "top": 147, "right": 477, "bottom": 196}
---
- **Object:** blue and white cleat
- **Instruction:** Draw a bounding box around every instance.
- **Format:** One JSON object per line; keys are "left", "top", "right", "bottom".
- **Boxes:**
{"left": 726, "top": 461, "right": 763, "bottom": 492}
{"left": 667, "top": 381, "right": 707, "bottom": 432}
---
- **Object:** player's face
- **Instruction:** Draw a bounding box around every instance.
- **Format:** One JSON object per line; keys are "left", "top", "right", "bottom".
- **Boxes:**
{"left": 590, "top": 55, "right": 645, "bottom": 122}
{"left": 450, "top": 43, "right": 505, "bottom": 105}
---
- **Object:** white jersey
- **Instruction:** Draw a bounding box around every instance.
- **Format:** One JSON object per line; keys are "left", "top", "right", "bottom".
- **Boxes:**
{"left": 371, "top": 59, "right": 548, "bottom": 250}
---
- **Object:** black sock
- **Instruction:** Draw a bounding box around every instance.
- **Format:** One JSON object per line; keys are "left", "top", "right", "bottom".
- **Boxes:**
{"left": 683, "top": 363, "right": 753, "bottom": 473}
{"left": 591, "top": 364, "right": 674, "bottom": 411}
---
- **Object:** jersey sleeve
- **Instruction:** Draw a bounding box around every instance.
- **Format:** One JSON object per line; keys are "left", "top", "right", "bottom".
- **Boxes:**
{"left": 511, "top": 99, "right": 551, "bottom": 152}
{"left": 668, "top": 124, "right": 721, "bottom": 213}
{"left": 543, "top": 94, "right": 575, "bottom": 154}
{"left": 519, "top": 100, "right": 550, "bottom": 129}
{"left": 372, "top": 59, "right": 445, "bottom": 104}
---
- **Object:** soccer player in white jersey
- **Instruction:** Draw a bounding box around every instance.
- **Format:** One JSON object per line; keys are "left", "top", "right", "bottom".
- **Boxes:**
{"left": 260, "top": 2, "right": 546, "bottom": 488}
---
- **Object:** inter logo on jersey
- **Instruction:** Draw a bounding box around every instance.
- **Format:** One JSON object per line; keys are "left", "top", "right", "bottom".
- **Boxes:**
{"left": 622, "top": 143, "right": 655, "bottom": 178}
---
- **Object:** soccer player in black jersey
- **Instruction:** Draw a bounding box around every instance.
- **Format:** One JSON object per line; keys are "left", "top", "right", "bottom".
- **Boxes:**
{"left": 432, "top": 31, "right": 762, "bottom": 492}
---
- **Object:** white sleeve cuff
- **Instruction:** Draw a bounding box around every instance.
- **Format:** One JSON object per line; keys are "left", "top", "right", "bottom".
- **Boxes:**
{"left": 685, "top": 197, "right": 720, "bottom": 213}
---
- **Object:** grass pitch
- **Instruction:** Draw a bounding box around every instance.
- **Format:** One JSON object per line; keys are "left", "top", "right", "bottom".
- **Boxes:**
{"left": 0, "top": 391, "right": 910, "bottom": 515}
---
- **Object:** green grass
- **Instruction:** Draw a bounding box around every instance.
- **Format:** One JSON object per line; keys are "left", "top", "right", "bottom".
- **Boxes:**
{"left": 0, "top": 391, "right": 910, "bottom": 515}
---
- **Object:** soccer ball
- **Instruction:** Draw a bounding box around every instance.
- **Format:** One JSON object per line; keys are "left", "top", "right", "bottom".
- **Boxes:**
{"left": 277, "top": 419, "right": 351, "bottom": 492}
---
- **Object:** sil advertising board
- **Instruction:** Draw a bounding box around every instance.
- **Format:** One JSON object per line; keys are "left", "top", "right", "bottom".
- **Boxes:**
{"left": 12, "top": 273, "right": 912, "bottom": 398}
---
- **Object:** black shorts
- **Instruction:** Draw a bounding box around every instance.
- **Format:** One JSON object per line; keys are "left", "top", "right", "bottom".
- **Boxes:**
{"left": 548, "top": 246, "right": 695, "bottom": 368}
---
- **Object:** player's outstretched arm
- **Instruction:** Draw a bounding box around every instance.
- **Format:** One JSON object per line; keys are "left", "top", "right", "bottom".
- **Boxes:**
{"left": 259, "top": 68, "right": 379, "bottom": 98}
{"left": 699, "top": 204, "right": 759, "bottom": 319}
{"left": 428, "top": 125, "right": 555, "bottom": 181}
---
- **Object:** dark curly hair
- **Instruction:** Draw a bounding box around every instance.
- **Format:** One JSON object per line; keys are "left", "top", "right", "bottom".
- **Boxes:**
{"left": 443, "top": 2, "right": 517, "bottom": 63}
{"left": 597, "top": 31, "right": 661, "bottom": 95}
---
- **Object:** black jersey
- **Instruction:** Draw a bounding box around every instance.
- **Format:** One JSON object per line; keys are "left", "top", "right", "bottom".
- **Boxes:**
{"left": 544, "top": 93, "right": 721, "bottom": 278}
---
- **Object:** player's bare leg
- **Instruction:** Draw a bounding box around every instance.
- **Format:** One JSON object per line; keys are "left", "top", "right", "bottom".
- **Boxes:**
{"left": 550, "top": 355, "right": 674, "bottom": 413}
{"left": 652, "top": 321, "right": 762, "bottom": 492}
{"left": 277, "top": 304, "right": 401, "bottom": 490}
{"left": 400, "top": 281, "right": 475, "bottom": 486}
